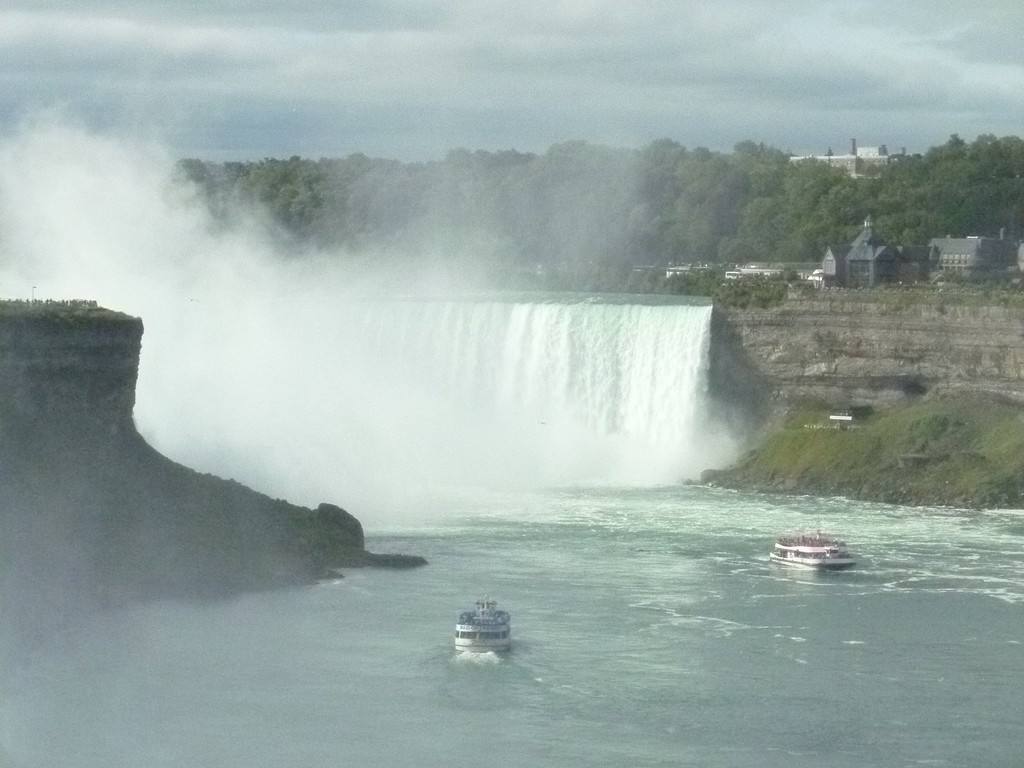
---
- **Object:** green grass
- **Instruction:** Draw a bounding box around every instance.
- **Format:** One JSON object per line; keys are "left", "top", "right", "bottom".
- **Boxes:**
{"left": 794, "top": 285, "right": 1024, "bottom": 309}
{"left": 722, "top": 395, "right": 1024, "bottom": 507}
{"left": 0, "top": 300, "right": 138, "bottom": 328}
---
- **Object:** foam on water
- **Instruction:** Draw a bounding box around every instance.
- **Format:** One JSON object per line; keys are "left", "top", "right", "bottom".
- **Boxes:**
{"left": 452, "top": 650, "right": 502, "bottom": 665}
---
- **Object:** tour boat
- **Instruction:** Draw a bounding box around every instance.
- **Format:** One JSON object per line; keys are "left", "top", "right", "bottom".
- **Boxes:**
{"left": 769, "top": 532, "right": 856, "bottom": 570}
{"left": 454, "top": 598, "right": 511, "bottom": 652}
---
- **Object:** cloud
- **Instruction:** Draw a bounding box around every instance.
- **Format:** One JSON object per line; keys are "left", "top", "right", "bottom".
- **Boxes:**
{"left": 0, "top": 2, "right": 1021, "bottom": 158}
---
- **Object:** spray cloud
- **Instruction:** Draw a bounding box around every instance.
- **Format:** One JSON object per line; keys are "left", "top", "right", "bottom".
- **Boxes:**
{"left": 0, "top": 117, "right": 735, "bottom": 527}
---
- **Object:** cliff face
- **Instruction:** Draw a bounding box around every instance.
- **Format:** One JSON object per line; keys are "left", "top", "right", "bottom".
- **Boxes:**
{"left": 0, "top": 302, "right": 420, "bottom": 658}
{"left": 709, "top": 295, "right": 1024, "bottom": 417}
{"left": 0, "top": 304, "right": 142, "bottom": 426}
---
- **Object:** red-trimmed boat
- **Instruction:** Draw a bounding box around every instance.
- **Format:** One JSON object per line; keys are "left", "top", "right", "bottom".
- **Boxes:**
{"left": 770, "top": 532, "right": 856, "bottom": 570}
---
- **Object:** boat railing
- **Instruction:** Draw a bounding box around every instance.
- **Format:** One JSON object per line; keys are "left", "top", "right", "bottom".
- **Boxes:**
{"left": 776, "top": 534, "right": 845, "bottom": 548}
{"left": 774, "top": 545, "right": 852, "bottom": 557}
{"left": 457, "top": 611, "right": 510, "bottom": 625}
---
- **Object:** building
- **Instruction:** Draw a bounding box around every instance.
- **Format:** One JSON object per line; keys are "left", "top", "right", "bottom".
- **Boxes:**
{"left": 665, "top": 264, "right": 691, "bottom": 278}
{"left": 822, "top": 218, "right": 932, "bottom": 288}
{"left": 929, "top": 235, "right": 1017, "bottom": 278}
{"left": 895, "top": 245, "right": 934, "bottom": 282}
{"left": 790, "top": 139, "right": 903, "bottom": 178}
{"left": 724, "top": 264, "right": 784, "bottom": 280}
{"left": 845, "top": 220, "right": 898, "bottom": 288}
{"left": 822, "top": 244, "right": 852, "bottom": 287}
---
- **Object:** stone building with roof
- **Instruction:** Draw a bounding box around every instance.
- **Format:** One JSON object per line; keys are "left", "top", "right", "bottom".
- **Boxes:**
{"left": 845, "top": 219, "right": 898, "bottom": 288}
{"left": 822, "top": 218, "right": 932, "bottom": 288}
{"left": 929, "top": 235, "right": 1017, "bottom": 278}
{"left": 822, "top": 244, "right": 851, "bottom": 287}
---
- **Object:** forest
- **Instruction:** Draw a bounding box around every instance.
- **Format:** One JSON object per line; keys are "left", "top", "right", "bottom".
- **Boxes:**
{"left": 179, "top": 134, "right": 1024, "bottom": 291}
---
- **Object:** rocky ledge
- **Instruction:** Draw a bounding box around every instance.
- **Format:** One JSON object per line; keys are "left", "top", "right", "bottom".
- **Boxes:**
{"left": 0, "top": 300, "right": 423, "bottom": 649}
{"left": 708, "top": 294, "right": 1024, "bottom": 429}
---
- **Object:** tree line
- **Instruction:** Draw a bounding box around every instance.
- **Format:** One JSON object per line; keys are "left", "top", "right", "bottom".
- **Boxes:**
{"left": 178, "top": 134, "right": 1024, "bottom": 289}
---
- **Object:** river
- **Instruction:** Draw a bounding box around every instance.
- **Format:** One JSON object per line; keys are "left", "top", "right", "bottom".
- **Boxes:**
{"left": 6, "top": 485, "right": 1021, "bottom": 767}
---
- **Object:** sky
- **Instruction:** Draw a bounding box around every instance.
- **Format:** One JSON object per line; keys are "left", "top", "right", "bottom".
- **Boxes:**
{"left": 2, "top": 1, "right": 1023, "bottom": 161}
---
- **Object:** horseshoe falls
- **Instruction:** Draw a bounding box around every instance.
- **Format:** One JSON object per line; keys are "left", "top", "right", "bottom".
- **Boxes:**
{"left": 131, "top": 293, "right": 732, "bottom": 517}
{"left": 341, "top": 296, "right": 729, "bottom": 491}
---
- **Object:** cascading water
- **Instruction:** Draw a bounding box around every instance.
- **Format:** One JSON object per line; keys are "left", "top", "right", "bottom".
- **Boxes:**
{"left": 341, "top": 295, "right": 725, "bottom": 488}
{"left": 136, "top": 293, "right": 732, "bottom": 513}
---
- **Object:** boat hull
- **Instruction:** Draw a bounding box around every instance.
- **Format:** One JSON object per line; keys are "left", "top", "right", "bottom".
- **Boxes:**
{"left": 454, "top": 636, "right": 511, "bottom": 652}
{"left": 769, "top": 553, "right": 856, "bottom": 570}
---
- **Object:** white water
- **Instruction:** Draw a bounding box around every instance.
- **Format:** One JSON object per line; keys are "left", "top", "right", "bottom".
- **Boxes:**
{"left": 0, "top": 125, "right": 731, "bottom": 519}
{"left": 352, "top": 298, "right": 721, "bottom": 482}
{"left": 136, "top": 296, "right": 731, "bottom": 517}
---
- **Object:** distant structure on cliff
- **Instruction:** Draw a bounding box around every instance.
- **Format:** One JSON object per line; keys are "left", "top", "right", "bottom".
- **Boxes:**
{"left": 790, "top": 139, "right": 904, "bottom": 178}
{"left": 821, "top": 220, "right": 1020, "bottom": 288}
{"left": 821, "top": 218, "right": 930, "bottom": 288}
{"left": 928, "top": 235, "right": 1018, "bottom": 278}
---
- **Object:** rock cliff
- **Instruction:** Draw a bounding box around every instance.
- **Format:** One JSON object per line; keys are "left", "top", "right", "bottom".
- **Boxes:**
{"left": 0, "top": 302, "right": 142, "bottom": 425}
{"left": 709, "top": 293, "right": 1024, "bottom": 419}
{"left": 705, "top": 293, "right": 1024, "bottom": 508}
{"left": 0, "top": 301, "right": 422, "bottom": 655}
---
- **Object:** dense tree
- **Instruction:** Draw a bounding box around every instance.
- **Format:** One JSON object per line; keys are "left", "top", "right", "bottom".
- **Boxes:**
{"left": 177, "top": 133, "right": 1024, "bottom": 289}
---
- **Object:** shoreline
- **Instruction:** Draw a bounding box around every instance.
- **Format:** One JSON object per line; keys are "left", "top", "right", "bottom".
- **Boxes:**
{"left": 703, "top": 394, "right": 1024, "bottom": 511}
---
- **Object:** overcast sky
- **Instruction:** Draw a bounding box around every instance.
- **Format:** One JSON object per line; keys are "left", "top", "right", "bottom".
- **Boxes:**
{"left": 2, "top": 0, "right": 1022, "bottom": 160}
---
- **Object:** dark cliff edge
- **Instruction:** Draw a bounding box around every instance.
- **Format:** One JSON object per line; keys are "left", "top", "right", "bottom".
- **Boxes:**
{"left": 705, "top": 294, "right": 1024, "bottom": 508}
{"left": 0, "top": 301, "right": 423, "bottom": 653}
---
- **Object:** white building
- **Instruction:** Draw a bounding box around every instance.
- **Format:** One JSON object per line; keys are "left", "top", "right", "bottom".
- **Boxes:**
{"left": 724, "top": 264, "right": 784, "bottom": 280}
{"left": 790, "top": 139, "right": 902, "bottom": 178}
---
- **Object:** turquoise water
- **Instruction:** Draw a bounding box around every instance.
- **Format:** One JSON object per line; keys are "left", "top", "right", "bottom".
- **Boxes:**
{"left": 6, "top": 486, "right": 1022, "bottom": 767}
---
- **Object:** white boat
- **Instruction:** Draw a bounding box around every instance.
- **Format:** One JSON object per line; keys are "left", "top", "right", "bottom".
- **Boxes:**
{"left": 769, "top": 532, "right": 856, "bottom": 570}
{"left": 454, "top": 598, "right": 511, "bottom": 652}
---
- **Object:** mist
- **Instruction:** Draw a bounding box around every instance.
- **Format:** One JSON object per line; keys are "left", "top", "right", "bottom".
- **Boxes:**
{"left": 0, "top": 117, "right": 746, "bottom": 767}
{"left": 0, "top": 119, "right": 736, "bottom": 529}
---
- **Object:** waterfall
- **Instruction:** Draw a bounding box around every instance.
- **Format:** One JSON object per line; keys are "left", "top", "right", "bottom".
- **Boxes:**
{"left": 137, "top": 294, "right": 729, "bottom": 513}
{"left": 343, "top": 296, "right": 721, "bottom": 487}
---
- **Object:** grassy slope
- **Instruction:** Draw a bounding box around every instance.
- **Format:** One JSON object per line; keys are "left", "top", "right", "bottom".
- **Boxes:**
{"left": 713, "top": 396, "right": 1024, "bottom": 508}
